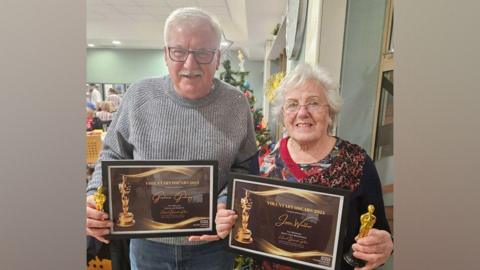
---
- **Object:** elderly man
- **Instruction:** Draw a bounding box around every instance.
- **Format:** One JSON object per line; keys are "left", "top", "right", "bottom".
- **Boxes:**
{"left": 86, "top": 7, "right": 257, "bottom": 270}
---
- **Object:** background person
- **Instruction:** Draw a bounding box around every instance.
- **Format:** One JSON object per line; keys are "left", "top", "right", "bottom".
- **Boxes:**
{"left": 88, "top": 83, "right": 102, "bottom": 107}
{"left": 106, "top": 88, "right": 122, "bottom": 111}
{"left": 95, "top": 101, "right": 114, "bottom": 122}
{"left": 85, "top": 7, "right": 257, "bottom": 270}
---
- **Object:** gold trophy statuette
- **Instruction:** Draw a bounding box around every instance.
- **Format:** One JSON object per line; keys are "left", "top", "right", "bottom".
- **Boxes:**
{"left": 94, "top": 186, "right": 106, "bottom": 211}
{"left": 235, "top": 189, "right": 253, "bottom": 244}
{"left": 344, "top": 204, "right": 377, "bottom": 267}
{"left": 117, "top": 175, "right": 135, "bottom": 227}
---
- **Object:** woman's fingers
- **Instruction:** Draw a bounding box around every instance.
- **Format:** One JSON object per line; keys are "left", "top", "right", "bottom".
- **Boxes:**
{"left": 351, "top": 229, "right": 393, "bottom": 269}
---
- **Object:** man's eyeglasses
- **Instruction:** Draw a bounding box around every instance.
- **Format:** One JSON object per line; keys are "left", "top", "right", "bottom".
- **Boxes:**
{"left": 283, "top": 99, "right": 329, "bottom": 113}
{"left": 167, "top": 47, "right": 217, "bottom": 64}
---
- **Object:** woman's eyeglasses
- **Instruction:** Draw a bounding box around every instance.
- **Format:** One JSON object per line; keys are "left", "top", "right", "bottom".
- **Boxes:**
{"left": 283, "top": 99, "right": 329, "bottom": 113}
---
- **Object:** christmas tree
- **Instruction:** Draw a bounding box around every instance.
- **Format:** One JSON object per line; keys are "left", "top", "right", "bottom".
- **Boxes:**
{"left": 219, "top": 59, "right": 272, "bottom": 156}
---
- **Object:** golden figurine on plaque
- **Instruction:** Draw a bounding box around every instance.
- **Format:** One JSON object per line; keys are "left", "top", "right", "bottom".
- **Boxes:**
{"left": 235, "top": 189, "right": 253, "bottom": 244}
{"left": 93, "top": 186, "right": 106, "bottom": 211}
{"left": 344, "top": 204, "right": 377, "bottom": 267}
{"left": 117, "top": 175, "right": 135, "bottom": 227}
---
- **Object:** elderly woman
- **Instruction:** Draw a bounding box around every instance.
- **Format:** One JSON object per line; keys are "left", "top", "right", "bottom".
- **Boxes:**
{"left": 259, "top": 63, "right": 393, "bottom": 270}
{"left": 95, "top": 101, "right": 115, "bottom": 122}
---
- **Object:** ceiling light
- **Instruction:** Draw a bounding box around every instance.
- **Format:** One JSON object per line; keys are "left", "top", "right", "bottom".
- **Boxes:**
{"left": 87, "top": 44, "right": 95, "bottom": 47}
{"left": 112, "top": 40, "right": 121, "bottom": 45}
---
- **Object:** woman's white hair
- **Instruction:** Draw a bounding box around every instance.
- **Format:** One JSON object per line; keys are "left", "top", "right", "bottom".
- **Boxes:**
{"left": 164, "top": 7, "right": 222, "bottom": 48}
{"left": 272, "top": 63, "right": 343, "bottom": 134}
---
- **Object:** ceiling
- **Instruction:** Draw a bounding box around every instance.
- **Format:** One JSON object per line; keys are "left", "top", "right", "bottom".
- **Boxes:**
{"left": 87, "top": 0, "right": 286, "bottom": 60}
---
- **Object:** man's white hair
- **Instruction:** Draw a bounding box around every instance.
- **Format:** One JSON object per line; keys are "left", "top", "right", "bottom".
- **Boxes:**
{"left": 164, "top": 7, "right": 222, "bottom": 48}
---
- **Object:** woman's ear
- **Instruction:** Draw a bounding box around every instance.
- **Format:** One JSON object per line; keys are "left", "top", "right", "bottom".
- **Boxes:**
{"left": 327, "top": 113, "right": 333, "bottom": 127}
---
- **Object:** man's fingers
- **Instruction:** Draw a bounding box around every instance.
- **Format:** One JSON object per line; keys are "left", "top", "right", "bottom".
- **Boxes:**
{"left": 86, "top": 227, "right": 110, "bottom": 244}
{"left": 86, "top": 195, "right": 97, "bottom": 207}
{"left": 87, "top": 218, "right": 113, "bottom": 229}
{"left": 200, "top": 234, "right": 221, "bottom": 241}
{"left": 217, "top": 231, "right": 228, "bottom": 239}
{"left": 187, "top": 236, "right": 201, "bottom": 241}
{"left": 86, "top": 227, "right": 110, "bottom": 238}
{"left": 94, "top": 235, "right": 110, "bottom": 244}
{"left": 188, "top": 234, "right": 220, "bottom": 242}
{"left": 86, "top": 206, "right": 108, "bottom": 220}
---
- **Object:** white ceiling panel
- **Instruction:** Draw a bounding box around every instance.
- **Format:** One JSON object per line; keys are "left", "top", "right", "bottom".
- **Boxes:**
{"left": 128, "top": 14, "right": 158, "bottom": 22}
{"left": 142, "top": 6, "right": 173, "bottom": 15}
{"left": 135, "top": 0, "right": 169, "bottom": 6}
{"left": 201, "top": 6, "right": 229, "bottom": 16}
{"left": 87, "top": 0, "right": 287, "bottom": 59}
{"left": 165, "top": 0, "right": 199, "bottom": 8}
{"left": 198, "top": 0, "right": 226, "bottom": 7}
{"left": 114, "top": 5, "right": 147, "bottom": 14}
{"left": 104, "top": 0, "right": 138, "bottom": 6}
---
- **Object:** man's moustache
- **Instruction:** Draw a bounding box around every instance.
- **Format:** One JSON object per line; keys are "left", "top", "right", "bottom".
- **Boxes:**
{"left": 179, "top": 70, "right": 203, "bottom": 77}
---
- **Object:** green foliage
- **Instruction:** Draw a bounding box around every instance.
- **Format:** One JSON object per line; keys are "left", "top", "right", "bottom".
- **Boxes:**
{"left": 220, "top": 60, "right": 272, "bottom": 152}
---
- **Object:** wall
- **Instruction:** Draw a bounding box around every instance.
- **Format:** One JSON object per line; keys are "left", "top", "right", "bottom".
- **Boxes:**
{"left": 318, "top": 0, "right": 347, "bottom": 84}
{"left": 337, "top": 0, "right": 387, "bottom": 153}
{"left": 87, "top": 48, "right": 167, "bottom": 83}
{"left": 86, "top": 48, "right": 264, "bottom": 109}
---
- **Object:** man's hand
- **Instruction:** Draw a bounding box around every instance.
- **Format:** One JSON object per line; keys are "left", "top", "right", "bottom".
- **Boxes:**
{"left": 86, "top": 195, "right": 113, "bottom": 244}
{"left": 188, "top": 203, "right": 237, "bottom": 242}
{"left": 352, "top": 229, "right": 393, "bottom": 270}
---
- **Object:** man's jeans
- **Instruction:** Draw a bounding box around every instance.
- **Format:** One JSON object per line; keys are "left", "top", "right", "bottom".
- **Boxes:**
{"left": 130, "top": 239, "right": 235, "bottom": 270}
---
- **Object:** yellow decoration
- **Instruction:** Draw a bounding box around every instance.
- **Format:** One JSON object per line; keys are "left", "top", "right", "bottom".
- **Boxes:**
{"left": 265, "top": 72, "right": 285, "bottom": 102}
{"left": 87, "top": 256, "right": 112, "bottom": 270}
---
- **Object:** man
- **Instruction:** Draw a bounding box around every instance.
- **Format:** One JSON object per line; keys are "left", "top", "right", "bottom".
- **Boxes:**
{"left": 88, "top": 83, "right": 102, "bottom": 107}
{"left": 86, "top": 7, "right": 257, "bottom": 270}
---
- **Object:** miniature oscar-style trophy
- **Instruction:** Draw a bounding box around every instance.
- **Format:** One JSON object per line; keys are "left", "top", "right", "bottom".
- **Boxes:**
{"left": 235, "top": 189, "right": 253, "bottom": 244}
{"left": 117, "top": 175, "right": 135, "bottom": 227}
{"left": 93, "top": 186, "right": 106, "bottom": 212}
{"left": 344, "top": 204, "right": 377, "bottom": 267}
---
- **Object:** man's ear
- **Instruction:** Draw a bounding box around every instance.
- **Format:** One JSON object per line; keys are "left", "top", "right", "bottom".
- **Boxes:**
{"left": 215, "top": 51, "right": 221, "bottom": 70}
{"left": 164, "top": 47, "right": 168, "bottom": 65}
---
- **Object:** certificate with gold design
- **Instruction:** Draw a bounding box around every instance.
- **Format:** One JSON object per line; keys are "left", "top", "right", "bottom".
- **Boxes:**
{"left": 101, "top": 160, "right": 217, "bottom": 238}
{"left": 227, "top": 173, "right": 350, "bottom": 270}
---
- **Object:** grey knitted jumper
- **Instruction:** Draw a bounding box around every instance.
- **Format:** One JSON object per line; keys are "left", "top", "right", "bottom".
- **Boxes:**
{"left": 86, "top": 76, "right": 257, "bottom": 245}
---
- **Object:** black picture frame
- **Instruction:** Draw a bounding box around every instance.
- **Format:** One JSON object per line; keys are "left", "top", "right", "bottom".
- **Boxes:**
{"left": 101, "top": 160, "right": 218, "bottom": 239}
{"left": 227, "top": 173, "right": 350, "bottom": 270}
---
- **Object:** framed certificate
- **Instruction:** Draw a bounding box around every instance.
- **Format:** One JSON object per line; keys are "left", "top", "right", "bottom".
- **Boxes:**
{"left": 227, "top": 173, "right": 350, "bottom": 270}
{"left": 101, "top": 160, "right": 218, "bottom": 239}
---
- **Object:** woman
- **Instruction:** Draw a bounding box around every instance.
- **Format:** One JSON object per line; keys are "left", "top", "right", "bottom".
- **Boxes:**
{"left": 95, "top": 101, "right": 114, "bottom": 122}
{"left": 259, "top": 63, "right": 393, "bottom": 270}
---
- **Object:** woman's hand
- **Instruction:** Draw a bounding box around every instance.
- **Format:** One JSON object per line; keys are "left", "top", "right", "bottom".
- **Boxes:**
{"left": 86, "top": 195, "right": 113, "bottom": 244}
{"left": 352, "top": 228, "right": 393, "bottom": 270}
{"left": 188, "top": 203, "right": 237, "bottom": 241}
